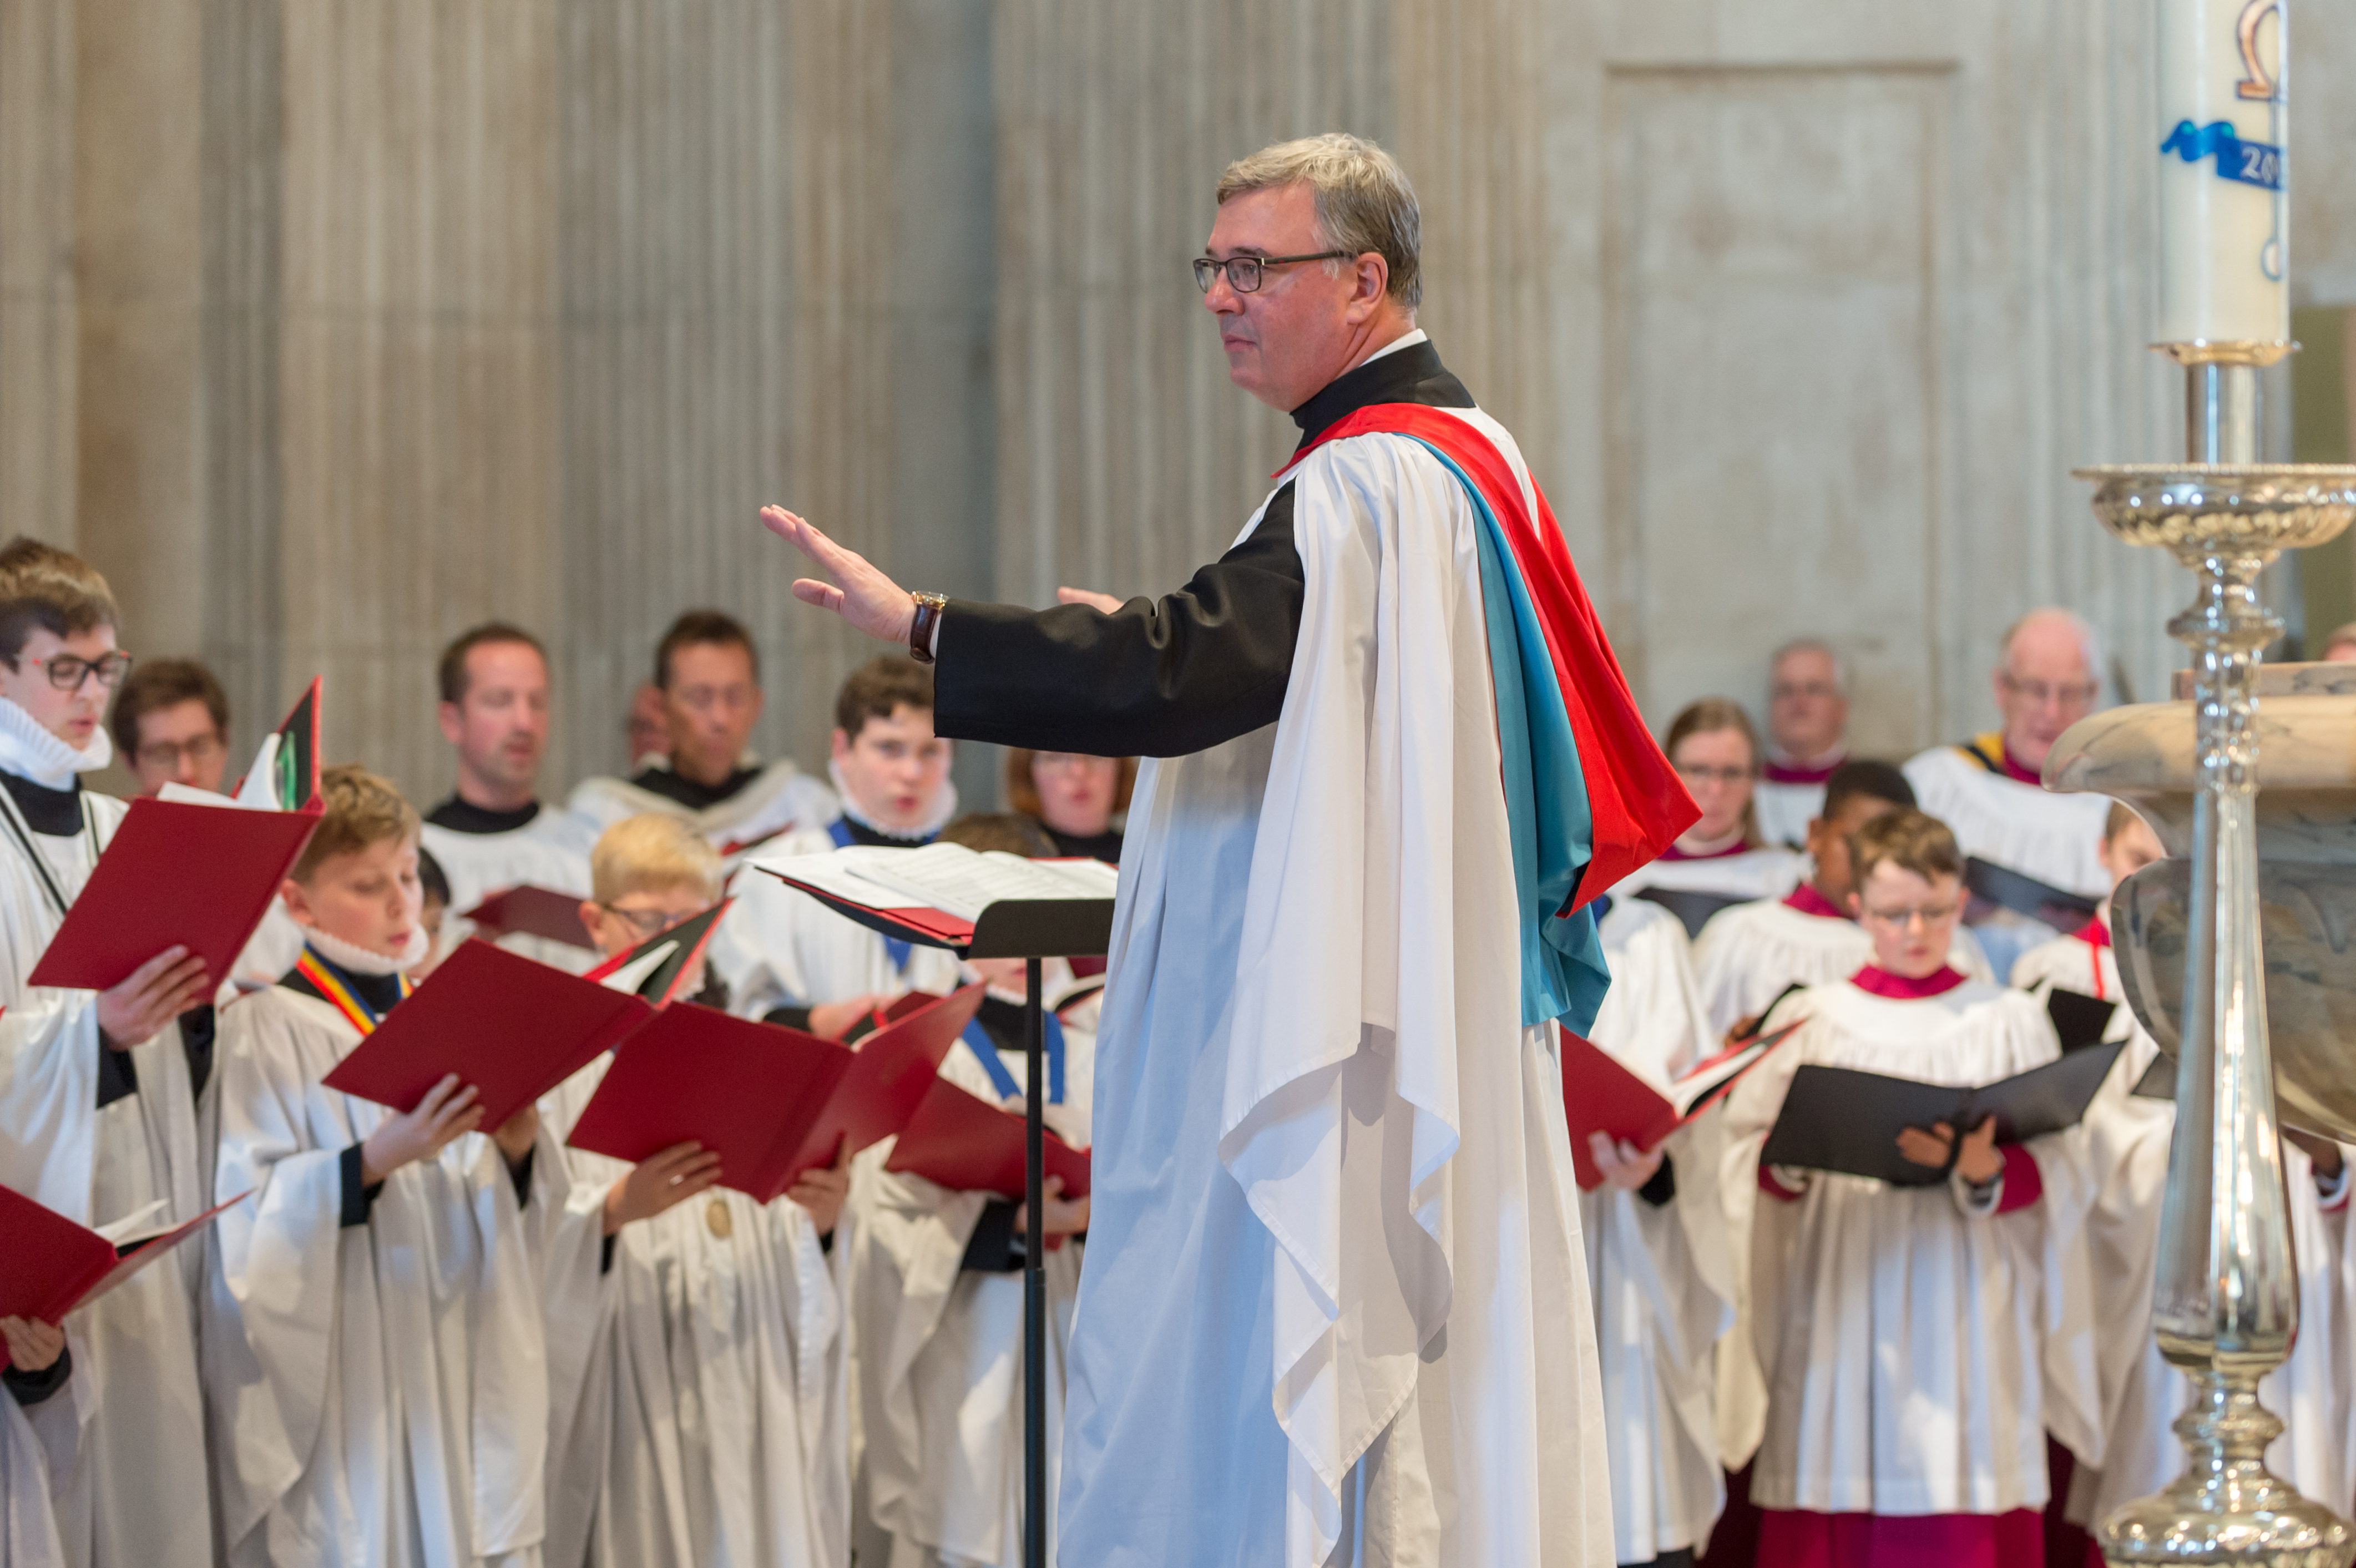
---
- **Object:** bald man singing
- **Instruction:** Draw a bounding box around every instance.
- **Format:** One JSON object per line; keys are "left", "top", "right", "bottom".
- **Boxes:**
{"left": 1903, "top": 609, "right": 2116, "bottom": 980}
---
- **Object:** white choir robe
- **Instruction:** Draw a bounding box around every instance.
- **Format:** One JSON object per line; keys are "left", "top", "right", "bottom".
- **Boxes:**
{"left": 1060, "top": 414, "right": 1614, "bottom": 1567}
{"left": 203, "top": 985, "right": 567, "bottom": 1567}
{"left": 1751, "top": 776, "right": 1832, "bottom": 853}
{"left": 536, "top": 1058, "right": 848, "bottom": 1568}
{"left": 1719, "top": 978, "right": 2104, "bottom": 1518}
{"left": 421, "top": 806, "right": 600, "bottom": 974}
{"left": 0, "top": 717, "right": 214, "bottom": 1568}
{"left": 707, "top": 825, "right": 968, "bottom": 1018}
{"left": 566, "top": 761, "right": 837, "bottom": 857}
{"left": 1577, "top": 899, "right": 1734, "bottom": 1565}
{"left": 1901, "top": 742, "right": 2111, "bottom": 980}
{"left": 2011, "top": 927, "right": 2356, "bottom": 1524}
{"left": 1, "top": 1388, "right": 77, "bottom": 1568}
{"left": 849, "top": 993, "right": 1099, "bottom": 1568}
{"left": 1691, "top": 894, "right": 1993, "bottom": 1039}
{"left": 1611, "top": 847, "right": 1808, "bottom": 909}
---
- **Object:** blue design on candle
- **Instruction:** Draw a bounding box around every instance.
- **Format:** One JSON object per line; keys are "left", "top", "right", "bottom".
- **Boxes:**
{"left": 2162, "top": 119, "right": 2284, "bottom": 191}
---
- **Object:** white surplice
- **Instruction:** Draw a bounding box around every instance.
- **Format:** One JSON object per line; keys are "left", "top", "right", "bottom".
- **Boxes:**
{"left": 1612, "top": 848, "right": 1808, "bottom": 909}
{"left": 537, "top": 1058, "right": 848, "bottom": 1568}
{"left": 1578, "top": 898, "right": 1733, "bottom": 1563}
{"left": 203, "top": 983, "right": 565, "bottom": 1568}
{"left": 0, "top": 1388, "right": 75, "bottom": 1568}
{"left": 1691, "top": 896, "right": 1992, "bottom": 1039}
{"left": 1720, "top": 978, "right": 2102, "bottom": 1516}
{"left": 0, "top": 701, "right": 214, "bottom": 1568}
{"left": 1751, "top": 775, "right": 1833, "bottom": 853}
{"left": 421, "top": 805, "right": 600, "bottom": 974}
{"left": 708, "top": 825, "right": 968, "bottom": 1020}
{"left": 1059, "top": 410, "right": 1613, "bottom": 1567}
{"left": 851, "top": 993, "right": 1098, "bottom": 1568}
{"left": 2011, "top": 926, "right": 2356, "bottom": 1523}
{"left": 566, "top": 761, "right": 837, "bottom": 856}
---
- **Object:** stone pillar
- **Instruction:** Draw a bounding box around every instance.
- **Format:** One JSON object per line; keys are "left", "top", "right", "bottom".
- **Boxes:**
{"left": 0, "top": 0, "right": 78, "bottom": 547}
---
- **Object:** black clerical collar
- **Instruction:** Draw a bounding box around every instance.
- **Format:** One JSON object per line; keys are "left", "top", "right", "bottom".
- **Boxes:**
{"left": 424, "top": 795, "right": 542, "bottom": 836}
{"left": 630, "top": 762, "right": 761, "bottom": 812}
{"left": 1288, "top": 338, "right": 1475, "bottom": 450}
{"left": 281, "top": 952, "right": 407, "bottom": 1018}
{"left": 1045, "top": 825, "right": 1123, "bottom": 862}
{"left": 832, "top": 814, "right": 933, "bottom": 850}
{"left": 0, "top": 771, "right": 84, "bottom": 837}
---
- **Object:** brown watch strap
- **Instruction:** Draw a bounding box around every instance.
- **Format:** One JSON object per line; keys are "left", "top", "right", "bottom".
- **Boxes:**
{"left": 909, "top": 593, "right": 947, "bottom": 665}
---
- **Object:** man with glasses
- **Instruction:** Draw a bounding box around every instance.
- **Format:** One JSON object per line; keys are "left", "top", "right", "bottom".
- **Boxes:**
{"left": 760, "top": 133, "right": 1689, "bottom": 1567}
{"left": 420, "top": 623, "right": 601, "bottom": 973}
{"left": 1904, "top": 608, "right": 2115, "bottom": 980}
{"left": 109, "top": 658, "right": 231, "bottom": 797}
{"left": 0, "top": 538, "right": 216, "bottom": 1568}
{"left": 568, "top": 609, "right": 838, "bottom": 856}
{"left": 1754, "top": 640, "right": 1851, "bottom": 849}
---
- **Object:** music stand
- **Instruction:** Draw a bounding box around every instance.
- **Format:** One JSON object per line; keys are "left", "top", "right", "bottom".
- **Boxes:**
{"left": 767, "top": 875, "right": 1115, "bottom": 1568}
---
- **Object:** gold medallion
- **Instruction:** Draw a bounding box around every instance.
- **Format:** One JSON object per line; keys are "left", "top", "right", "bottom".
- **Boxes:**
{"left": 705, "top": 1198, "right": 733, "bottom": 1239}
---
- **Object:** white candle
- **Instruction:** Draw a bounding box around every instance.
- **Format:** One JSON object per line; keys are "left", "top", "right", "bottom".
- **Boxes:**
{"left": 2157, "top": 0, "right": 2290, "bottom": 346}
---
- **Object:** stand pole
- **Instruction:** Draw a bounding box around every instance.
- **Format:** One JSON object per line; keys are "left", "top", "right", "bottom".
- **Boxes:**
{"left": 1024, "top": 956, "right": 1047, "bottom": 1568}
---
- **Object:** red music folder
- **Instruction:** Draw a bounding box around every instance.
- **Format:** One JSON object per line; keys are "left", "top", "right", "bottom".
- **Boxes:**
{"left": 27, "top": 798, "right": 324, "bottom": 993}
{"left": 320, "top": 939, "right": 656, "bottom": 1129}
{"left": 1564, "top": 1021, "right": 1799, "bottom": 1191}
{"left": 462, "top": 885, "right": 596, "bottom": 950}
{"left": 884, "top": 1076, "right": 1091, "bottom": 1200}
{"left": 566, "top": 983, "right": 987, "bottom": 1203}
{"left": 0, "top": 1186, "right": 245, "bottom": 1368}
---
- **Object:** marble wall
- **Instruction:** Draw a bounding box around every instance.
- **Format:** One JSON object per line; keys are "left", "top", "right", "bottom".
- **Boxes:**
{"left": 5, "top": 0, "right": 2356, "bottom": 798}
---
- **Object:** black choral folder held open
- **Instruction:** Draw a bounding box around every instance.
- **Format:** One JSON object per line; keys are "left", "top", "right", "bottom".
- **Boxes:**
{"left": 1759, "top": 1038, "right": 2125, "bottom": 1187}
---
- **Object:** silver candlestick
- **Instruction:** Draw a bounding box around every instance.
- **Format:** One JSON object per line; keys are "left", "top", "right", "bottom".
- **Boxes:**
{"left": 2085, "top": 341, "right": 2356, "bottom": 1568}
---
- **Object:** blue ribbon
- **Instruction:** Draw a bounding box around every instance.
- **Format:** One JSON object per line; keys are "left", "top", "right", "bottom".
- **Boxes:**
{"left": 2162, "top": 119, "right": 2284, "bottom": 191}
{"left": 961, "top": 1013, "right": 1064, "bottom": 1104}
{"left": 828, "top": 816, "right": 914, "bottom": 973}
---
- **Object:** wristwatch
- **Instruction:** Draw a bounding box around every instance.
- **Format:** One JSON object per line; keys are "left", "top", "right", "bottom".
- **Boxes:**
{"left": 909, "top": 592, "right": 948, "bottom": 665}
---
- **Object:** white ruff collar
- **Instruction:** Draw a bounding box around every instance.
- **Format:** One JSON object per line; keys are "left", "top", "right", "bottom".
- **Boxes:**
{"left": 828, "top": 759, "right": 959, "bottom": 841}
{"left": 303, "top": 922, "right": 430, "bottom": 976}
{"left": 0, "top": 696, "right": 110, "bottom": 788}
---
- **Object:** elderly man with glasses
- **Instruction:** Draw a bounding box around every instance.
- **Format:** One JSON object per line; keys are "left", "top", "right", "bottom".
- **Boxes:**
{"left": 1903, "top": 608, "right": 2116, "bottom": 980}
{"left": 761, "top": 133, "right": 1693, "bottom": 1567}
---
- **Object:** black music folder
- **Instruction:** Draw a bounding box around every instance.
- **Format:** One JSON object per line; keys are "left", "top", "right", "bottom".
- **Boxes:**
{"left": 1760, "top": 1039, "right": 2126, "bottom": 1187}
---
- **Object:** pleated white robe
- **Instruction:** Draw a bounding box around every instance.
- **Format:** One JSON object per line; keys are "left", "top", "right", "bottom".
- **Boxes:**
{"left": 204, "top": 985, "right": 565, "bottom": 1568}
{"left": 1059, "top": 417, "right": 1613, "bottom": 1567}
{"left": 0, "top": 1390, "right": 75, "bottom": 1568}
{"left": 1578, "top": 898, "right": 1734, "bottom": 1564}
{"left": 1720, "top": 978, "right": 2103, "bottom": 1516}
{"left": 2013, "top": 928, "right": 2356, "bottom": 1523}
{"left": 0, "top": 714, "right": 214, "bottom": 1568}
{"left": 850, "top": 1002, "right": 1096, "bottom": 1568}
{"left": 566, "top": 763, "right": 837, "bottom": 856}
{"left": 421, "top": 806, "right": 600, "bottom": 975}
{"left": 537, "top": 1057, "right": 849, "bottom": 1568}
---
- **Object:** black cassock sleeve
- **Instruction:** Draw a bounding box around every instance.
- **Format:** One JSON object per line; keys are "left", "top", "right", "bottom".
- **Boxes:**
{"left": 932, "top": 484, "right": 1305, "bottom": 758}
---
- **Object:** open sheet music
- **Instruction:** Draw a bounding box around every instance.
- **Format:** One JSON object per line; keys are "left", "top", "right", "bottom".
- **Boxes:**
{"left": 765, "top": 843, "right": 1119, "bottom": 922}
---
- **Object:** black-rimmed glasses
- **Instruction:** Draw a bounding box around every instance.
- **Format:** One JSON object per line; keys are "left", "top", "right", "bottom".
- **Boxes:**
{"left": 1192, "top": 251, "right": 1351, "bottom": 294}
{"left": 21, "top": 651, "right": 133, "bottom": 691}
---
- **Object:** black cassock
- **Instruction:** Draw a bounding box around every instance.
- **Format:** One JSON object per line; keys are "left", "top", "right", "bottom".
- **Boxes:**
{"left": 932, "top": 338, "right": 1476, "bottom": 756}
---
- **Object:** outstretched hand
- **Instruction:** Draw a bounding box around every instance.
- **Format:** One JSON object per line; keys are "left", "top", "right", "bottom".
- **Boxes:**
{"left": 760, "top": 507, "right": 916, "bottom": 644}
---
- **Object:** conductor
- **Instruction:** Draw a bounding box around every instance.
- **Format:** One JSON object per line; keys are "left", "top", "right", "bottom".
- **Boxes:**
{"left": 764, "top": 133, "right": 1694, "bottom": 1567}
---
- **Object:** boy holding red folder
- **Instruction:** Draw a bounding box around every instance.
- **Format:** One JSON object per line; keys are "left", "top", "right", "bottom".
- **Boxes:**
{"left": 203, "top": 766, "right": 564, "bottom": 1567}
{"left": 0, "top": 539, "right": 214, "bottom": 1568}
{"left": 537, "top": 815, "right": 852, "bottom": 1568}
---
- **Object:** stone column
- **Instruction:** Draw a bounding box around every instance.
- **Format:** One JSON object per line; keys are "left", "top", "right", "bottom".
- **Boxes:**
{"left": 0, "top": 0, "right": 78, "bottom": 547}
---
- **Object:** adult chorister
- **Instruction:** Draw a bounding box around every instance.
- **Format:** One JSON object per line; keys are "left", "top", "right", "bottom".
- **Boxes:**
{"left": 763, "top": 133, "right": 1696, "bottom": 1565}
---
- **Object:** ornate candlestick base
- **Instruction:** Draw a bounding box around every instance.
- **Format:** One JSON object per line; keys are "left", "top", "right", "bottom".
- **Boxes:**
{"left": 2102, "top": 1368, "right": 2350, "bottom": 1567}
{"left": 2079, "top": 463, "right": 2356, "bottom": 1568}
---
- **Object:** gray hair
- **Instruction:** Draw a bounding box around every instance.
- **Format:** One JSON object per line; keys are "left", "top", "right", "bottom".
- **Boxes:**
{"left": 1770, "top": 638, "right": 1849, "bottom": 698}
{"left": 1998, "top": 606, "right": 2104, "bottom": 680}
{"left": 1216, "top": 133, "right": 1422, "bottom": 310}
